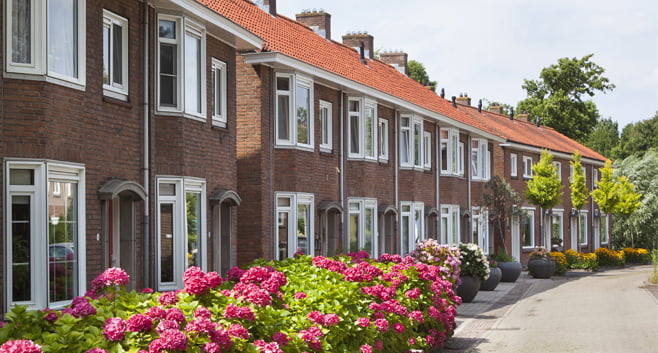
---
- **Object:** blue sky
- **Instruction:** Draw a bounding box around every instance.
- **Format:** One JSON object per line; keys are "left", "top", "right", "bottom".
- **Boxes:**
{"left": 277, "top": 0, "right": 658, "bottom": 130}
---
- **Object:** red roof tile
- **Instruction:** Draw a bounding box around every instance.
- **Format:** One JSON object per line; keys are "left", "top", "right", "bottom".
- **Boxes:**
{"left": 199, "top": 0, "right": 605, "bottom": 162}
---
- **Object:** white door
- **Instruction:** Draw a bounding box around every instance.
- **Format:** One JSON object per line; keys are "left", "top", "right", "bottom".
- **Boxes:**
{"left": 571, "top": 216, "right": 578, "bottom": 250}
{"left": 511, "top": 215, "right": 520, "bottom": 261}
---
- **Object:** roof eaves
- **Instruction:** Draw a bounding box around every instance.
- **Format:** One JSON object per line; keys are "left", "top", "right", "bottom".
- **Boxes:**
{"left": 242, "top": 51, "right": 504, "bottom": 142}
{"left": 504, "top": 141, "right": 606, "bottom": 166}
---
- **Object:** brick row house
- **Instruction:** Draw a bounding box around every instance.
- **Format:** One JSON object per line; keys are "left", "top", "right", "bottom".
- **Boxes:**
{"left": 1, "top": 0, "right": 606, "bottom": 312}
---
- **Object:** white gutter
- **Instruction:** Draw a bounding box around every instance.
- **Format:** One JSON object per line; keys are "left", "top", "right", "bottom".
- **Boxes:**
{"left": 242, "top": 52, "right": 503, "bottom": 143}
{"left": 502, "top": 142, "right": 606, "bottom": 166}
{"left": 143, "top": 1, "right": 151, "bottom": 288}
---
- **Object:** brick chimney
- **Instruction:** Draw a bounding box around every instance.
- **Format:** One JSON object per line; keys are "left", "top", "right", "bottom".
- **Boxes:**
{"left": 516, "top": 113, "right": 529, "bottom": 123}
{"left": 296, "top": 9, "right": 331, "bottom": 40}
{"left": 488, "top": 105, "right": 503, "bottom": 115}
{"left": 380, "top": 50, "right": 408, "bottom": 75}
{"left": 255, "top": 0, "right": 276, "bottom": 16}
{"left": 455, "top": 93, "right": 471, "bottom": 106}
{"left": 342, "top": 32, "right": 374, "bottom": 59}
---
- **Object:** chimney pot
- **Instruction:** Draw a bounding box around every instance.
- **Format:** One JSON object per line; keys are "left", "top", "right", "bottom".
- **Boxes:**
{"left": 296, "top": 9, "right": 332, "bottom": 39}
{"left": 380, "top": 50, "right": 408, "bottom": 75}
{"left": 451, "top": 96, "right": 457, "bottom": 108}
{"left": 343, "top": 32, "right": 374, "bottom": 59}
{"left": 516, "top": 113, "right": 529, "bottom": 123}
{"left": 455, "top": 94, "right": 471, "bottom": 106}
{"left": 488, "top": 105, "right": 503, "bottom": 115}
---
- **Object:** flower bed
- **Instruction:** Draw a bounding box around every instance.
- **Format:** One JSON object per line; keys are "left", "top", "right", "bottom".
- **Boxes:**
{"left": 623, "top": 248, "right": 651, "bottom": 264}
{"left": 564, "top": 249, "right": 599, "bottom": 271}
{"left": 595, "top": 248, "right": 625, "bottom": 267}
{"left": 0, "top": 251, "right": 462, "bottom": 353}
{"left": 549, "top": 252, "right": 568, "bottom": 275}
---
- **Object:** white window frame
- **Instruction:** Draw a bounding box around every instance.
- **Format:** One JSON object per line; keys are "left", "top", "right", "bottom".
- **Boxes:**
{"left": 423, "top": 131, "right": 431, "bottom": 170}
{"left": 400, "top": 202, "right": 424, "bottom": 255}
{"left": 5, "top": 160, "right": 86, "bottom": 310}
{"left": 348, "top": 198, "right": 378, "bottom": 256}
{"left": 553, "top": 161, "right": 562, "bottom": 180}
{"left": 5, "top": 0, "right": 86, "bottom": 88}
{"left": 592, "top": 168, "right": 599, "bottom": 187}
{"left": 401, "top": 115, "right": 425, "bottom": 169}
{"left": 378, "top": 118, "right": 389, "bottom": 162}
{"left": 579, "top": 211, "right": 588, "bottom": 246}
{"left": 275, "top": 73, "right": 314, "bottom": 150}
{"left": 552, "top": 210, "right": 564, "bottom": 245}
{"left": 102, "top": 10, "right": 129, "bottom": 99}
{"left": 348, "top": 97, "right": 377, "bottom": 160}
{"left": 440, "top": 204, "right": 460, "bottom": 245}
{"left": 211, "top": 58, "right": 227, "bottom": 127}
{"left": 471, "top": 138, "right": 490, "bottom": 181}
{"left": 319, "top": 100, "right": 332, "bottom": 152}
{"left": 600, "top": 214, "right": 609, "bottom": 244}
{"left": 523, "top": 156, "right": 533, "bottom": 179}
{"left": 156, "top": 14, "right": 207, "bottom": 120}
{"left": 275, "top": 193, "right": 315, "bottom": 259}
{"left": 440, "top": 128, "right": 461, "bottom": 176}
{"left": 472, "top": 207, "right": 490, "bottom": 255}
{"left": 156, "top": 177, "right": 207, "bottom": 291}
{"left": 510, "top": 153, "right": 518, "bottom": 178}
{"left": 458, "top": 142, "right": 465, "bottom": 176}
{"left": 521, "top": 207, "right": 535, "bottom": 249}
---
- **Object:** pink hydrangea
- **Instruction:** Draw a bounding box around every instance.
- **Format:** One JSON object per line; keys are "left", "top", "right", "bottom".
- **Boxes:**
{"left": 85, "top": 349, "right": 108, "bottom": 353}
{"left": 159, "top": 329, "right": 189, "bottom": 351}
{"left": 158, "top": 290, "right": 180, "bottom": 306}
{"left": 299, "top": 326, "right": 323, "bottom": 349}
{"left": 355, "top": 317, "right": 370, "bottom": 327}
{"left": 102, "top": 317, "right": 126, "bottom": 341}
{"left": 360, "top": 344, "right": 373, "bottom": 353}
{"left": 312, "top": 256, "right": 348, "bottom": 273}
{"left": 209, "top": 327, "right": 233, "bottom": 351}
{"left": 42, "top": 310, "right": 58, "bottom": 323}
{"left": 126, "top": 314, "right": 153, "bottom": 333}
{"left": 373, "top": 340, "right": 383, "bottom": 350}
{"left": 409, "top": 310, "right": 424, "bottom": 323}
{"left": 374, "top": 318, "right": 389, "bottom": 332}
{"left": 145, "top": 306, "right": 167, "bottom": 320}
{"left": 323, "top": 313, "right": 340, "bottom": 326}
{"left": 393, "top": 322, "right": 405, "bottom": 334}
{"left": 62, "top": 296, "right": 96, "bottom": 318}
{"left": 194, "top": 306, "right": 212, "bottom": 319}
{"left": 186, "top": 317, "right": 215, "bottom": 334}
{"left": 272, "top": 332, "right": 291, "bottom": 347}
{"left": 227, "top": 266, "right": 246, "bottom": 281}
{"left": 205, "top": 271, "right": 224, "bottom": 288}
{"left": 0, "top": 340, "right": 42, "bottom": 353}
{"left": 140, "top": 287, "right": 154, "bottom": 294}
{"left": 228, "top": 324, "right": 250, "bottom": 339}
{"left": 307, "top": 311, "right": 324, "bottom": 325}
{"left": 156, "top": 320, "right": 180, "bottom": 334}
{"left": 203, "top": 342, "right": 221, "bottom": 353}
{"left": 294, "top": 291, "right": 307, "bottom": 299}
{"left": 97, "top": 267, "right": 130, "bottom": 288}
{"left": 405, "top": 287, "right": 421, "bottom": 299}
{"left": 166, "top": 307, "right": 186, "bottom": 323}
{"left": 240, "top": 266, "right": 271, "bottom": 283}
{"left": 254, "top": 340, "right": 283, "bottom": 353}
{"left": 223, "top": 303, "right": 256, "bottom": 321}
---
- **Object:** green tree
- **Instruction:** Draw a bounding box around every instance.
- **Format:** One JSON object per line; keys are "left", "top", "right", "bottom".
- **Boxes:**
{"left": 611, "top": 111, "right": 658, "bottom": 160}
{"left": 483, "top": 99, "right": 514, "bottom": 116}
{"left": 613, "top": 152, "right": 651, "bottom": 249}
{"left": 517, "top": 54, "right": 615, "bottom": 141}
{"left": 585, "top": 118, "right": 619, "bottom": 159}
{"left": 408, "top": 60, "right": 437, "bottom": 92}
{"left": 525, "top": 150, "right": 563, "bottom": 247}
{"left": 591, "top": 160, "right": 619, "bottom": 215}
{"left": 483, "top": 175, "right": 521, "bottom": 255}
{"left": 570, "top": 151, "right": 588, "bottom": 244}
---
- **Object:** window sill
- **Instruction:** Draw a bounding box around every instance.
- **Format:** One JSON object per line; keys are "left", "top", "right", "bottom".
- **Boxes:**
{"left": 4, "top": 72, "right": 86, "bottom": 92}
{"left": 103, "top": 87, "right": 128, "bottom": 101}
{"left": 319, "top": 147, "right": 333, "bottom": 154}
{"left": 275, "top": 145, "right": 315, "bottom": 153}
{"left": 347, "top": 157, "right": 379, "bottom": 163}
{"left": 212, "top": 120, "right": 227, "bottom": 129}
{"left": 102, "top": 95, "right": 132, "bottom": 108}
{"left": 378, "top": 158, "right": 389, "bottom": 165}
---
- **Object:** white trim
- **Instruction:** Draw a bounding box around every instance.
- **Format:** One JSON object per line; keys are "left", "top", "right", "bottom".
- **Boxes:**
{"left": 347, "top": 97, "right": 377, "bottom": 160}
{"left": 242, "top": 52, "right": 505, "bottom": 142}
{"left": 521, "top": 207, "right": 536, "bottom": 249}
{"left": 347, "top": 198, "right": 378, "bottom": 256}
{"left": 423, "top": 131, "right": 432, "bottom": 170}
{"left": 102, "top": 10, "right": 129, "bottom": 98}
{"left": 275, "top": 192, "right": 315, "bottom": 259}
{"left": 471, "top": 138, "right": 490, "bottom": 181}
{"left": 378, "top": 118, "right": 389, "bottom": 162}
{"left": 505, "top": 142, "right": 606, "bottom": 166}
{"left": 440, "top": 128, "right": 461, "bottom": 176}
{"left": 274, "top": 72, "right": 314, "bottom": 150}
{"left": 523, "top": 156, "right": 533, "bottom": 179}
{"left": 400, "top": 114, "right": 425, "bottom": 170}
{"left": 211, "top": 58, "right": 228, "bottom": 127}
{"left": 319, "top": 100, "right": 333, "bottom": 152}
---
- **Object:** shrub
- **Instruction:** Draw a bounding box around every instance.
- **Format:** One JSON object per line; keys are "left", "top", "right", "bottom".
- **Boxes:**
{"left": 650, "top": 250, "right": 658, "bottom": 285}
{"left": 623, "top": 248, "right": 651, "bottom": 264}
{"left": 565, "top": 249, "right": 599, "bottom": 271}
{"left": 595, "top": 247, "right": 625, "bottom": 267}
{"left": 456, "top": 243, "right": 490, "bottom": 281}
{"left": 549, "top": 252, "right": 568, "bottom": 275}
{"left": 0, "top": 253, "right": 462, "bottom": 353}
{"left": 493, "top": 251, "right": 516, "bottom": 262}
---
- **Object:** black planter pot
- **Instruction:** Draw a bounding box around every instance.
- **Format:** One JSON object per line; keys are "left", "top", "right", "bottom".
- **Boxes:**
{"left": 480, "top": 267, "right": 502, "bottom": 291}
{"left": 527, "top": 258, "right": 556, "bottom": 279}
{"left": 456, "top": 275, "right": 481, "bottom": 303}
{"left": 498, "top": 261, "right": 522, "bottom": 282}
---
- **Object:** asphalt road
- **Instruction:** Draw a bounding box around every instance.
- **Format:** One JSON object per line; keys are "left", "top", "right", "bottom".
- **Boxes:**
{"left": 469, "top": 265, "right": 658, "bottom": 353}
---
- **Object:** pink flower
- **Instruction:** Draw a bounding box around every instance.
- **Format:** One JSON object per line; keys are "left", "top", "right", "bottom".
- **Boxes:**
{"left": 227, "top": 266, "right": 246, "bottom": 281}
{"left": 194, "top": 306, "right": 212, "bottom": 319}
{"left": 141, "top": 287, "right": 154, "bottom": 294}
{"left": 156, "top": 320, "right": 180, "bottom": 334}
{"left": 206, "top": 271, "right": 224, "bottom": 287}
{"left": 405, "top": 287, "right": 421, "bottom": 299}
{"left": 102, "top": 317, "right": 126, "bottom": 341}
{"left": 0, "top": 340, "right": 42, "bottom": 353}
{"left": 158, "top": 291, "right": 180, "bottom": 306}
{"left": 186, "top": 317, "right": 215, "bottom": 334}
{"left": 85, "top": 349, "right": 108, "bottom": 353}
{"left": 62, "top": 296, "right": 96, "bottom": 318}
{"left": 294, "top": 291, "right": 307, "bottom": 299}
{"left": 145, "top": 306, "right": 167, "bottom": 320}
{"left": 184, "top": 266, "right": 210, "bottom": 295}
{"left": 272, "top": 332, "right": 291, "bottom": 347}
{"left": 126, "top": 314, "right": 153, "bottom": 333}
{"left": 323, "top": 313, "right": 340, "bottom": 326}
{"left": 360, "top": 344, "right": 373, "bottom": 353}
{"left": 100, "top": 267, "right": 130, "bottom": 287}
{"left": 42, "top": 310, "right": 58, "bottom": 323}
{"left": 408, "top": 337, "right": 416, "bottom": 346}
{"left": 165, "top": 307, "right": 186, "bottom": 323}
{"left": 209, "top": 327, "right": 233, "bottom": 351}
{"left": 224, "top": 304, "right": 256, "bottom": 321}
{"left": 203, "top": 342, "right": 221, "bottom": 353}
{"left": 373, "top": 340, "right": 383, "bottom": 350}
{"left": 374, "top": 318, "right": 389, "bottom": 332}
{"left": 393, "top": 322, "right": 405, "bottom": 333}
{"left": 254, "top": 340, "right": 284, "bottom": 353}
{"left": 158, "top": 329, "right": 188, "bottom": 351}
{"left": 228, "top": 324, "right": 250, "bottom": 339}
{"left": 409, "top": 310, "right": 424, "bottom": 323}
{"left": 307, "top": 311, "right": 324, "bottom": 325}
{"left": 355, "top": 317, "right": 370, "bottom": 327}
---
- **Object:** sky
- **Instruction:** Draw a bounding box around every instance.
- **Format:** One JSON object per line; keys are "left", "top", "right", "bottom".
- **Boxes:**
{"left": 276, "top": 0, "right": 658, "bottom": 130}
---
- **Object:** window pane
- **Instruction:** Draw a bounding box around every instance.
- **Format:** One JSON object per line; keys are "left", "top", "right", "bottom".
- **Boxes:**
{"left": 414, "top": 209, "right": 422, "bottom": 245}
{"left": 276, "top": 76, "right": 289, "bottom": 91}
{"left": 579, "top": 215, "right": 587, "bottom": 243}
{"left": 552, "top": 215, "right": 562, "bottom": 239}
{"left": 186, "top": 193, "right": 201, "bottom": 268}
{"left": 364, "top": 208, "right": 374, "bottom": 254}
{"left": 296, "top": 85, "right": 310, "bottom": 144}
{"left": 413, "top": 124, "right": 421, "bottom": 166}
{"left": 400, "top": 130, "right": 409, "bottom": 164}
{"left": 350, "top": 115, "right": 360, "bottom": 154}
{"left": 522, "top": 214, "right": 533, "bottom": 246}
{"left": 441, "top": 142, "right": 448, "bottom": 171}
{"left": 214, "top": 68, "right": 222, "bottom": 116}
{"left": 159, "top": 44, "right": 177, "bottom": 106}
{"left": 452, "top": 211, "right": 459, "bottom": 243}
{"left": 159, "top": 20, "right": 176, "bottom": 39}
{"left": 297, "top": 204, "right": 310, "bottom": 255}
{"left": 601, "top": 217, "right": 608, "bottom": 242}
{"left": 365, "top": 107, "right": 374, "bottom": 157}
{"left": 159, "top": 183, "right": 176, "bottom": 196}
{"left": 12, "top": 0, "right": 32, "bottom": 64}
{"left": 349, "top": 100, "right": 360, "bottom": 112}
{"left": 349, "top": 213, "right": 359, "bottom": 253}
{"left": 401, "top": 215, "right": 409, "bottom": 255}
{"left": 184, "top": 34, "right": 201, "bottom": 114}
{"left": 277, "top": 95, "right": 290, "bottom": 140}
{"left": 320, "top": 107, "right": 328, "bottom": 145}
{"left": 10, "top": 169, "right": 34, "bottom": 185}
{"left": 103, "top": 24, "right": 110, "bottom": 85}
{"left": 12, "top": 195, "right": 31, "bottom": 302}
{"left": 278, "top": 211, "right": 289, "bottom": 259}
{"left": 48, "top": 0, "right": 78, "bottom": 78}
{"left": 49, "top": 181, "right": 78, "bottom": 303}
{"left": 112, "top": 23, "right": 123, "bottom": 85}
{"left": 160, "top": 203, "right": 174, "bottom": 283}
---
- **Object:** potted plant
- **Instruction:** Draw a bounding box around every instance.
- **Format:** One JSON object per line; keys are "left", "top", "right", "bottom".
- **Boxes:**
{"left": 455, "top": 243, "right": 489, "bottom": 303}
{"left": 527, "top": 246, "right": 556, "bottom": 278}
{"left": 480, "top": 259, "right": 502, "bottom": 291}
{"left": 494, "top": 250, "right": 522, "bottom": 282}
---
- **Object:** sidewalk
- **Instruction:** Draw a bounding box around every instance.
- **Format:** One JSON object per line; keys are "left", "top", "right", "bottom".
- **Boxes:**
{"left": 443, "top": 265, "right": 658, "bottom": 353}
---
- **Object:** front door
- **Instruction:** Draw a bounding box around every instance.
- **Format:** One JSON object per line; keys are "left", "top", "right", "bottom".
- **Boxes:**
{"left": 110, "top": 197, "right": 136, "bottom": 290}
{"left": 511, "top": 215, "right": 520, "bottom": 261}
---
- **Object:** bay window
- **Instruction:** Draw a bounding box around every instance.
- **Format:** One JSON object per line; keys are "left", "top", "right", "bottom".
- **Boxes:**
{"left": 440, "top": 205, "right": 460, "bottom": 244}
{"left": 6, "top": 0, "right": 86, "bottom": 86}
{"left": 275, "top": 73, "right": 314, "bottom": 149}
{"left": 471, "top": 138, "right": 490, "bottom": 180}
{"left": 401, "top": 202, "right": 424, "bottom": 255}
{"left": 348, "top": 199, "right": 377, "bottom": 255}
{"left": 348, "top": 98, "right": 377, "bottom": 160}
{"left": 5, "top": 160, "right": 86, "bottom": 310}
{"left": 440, "top": 128, "right": 462, "bottom": 175}
{"left": 156, "top": 177, "right": 207, "bottom": 291}
{"left": 400, "top": 115, "right": 425, "bottom": 169}
{"left": 103, "top": 10, "right": 129, "bottom": 98}
{"left": 276, "top": 193, "right": 314, "bottom": 259}
{"left": 157, "top": 14, "right": 206, "bottom": 118}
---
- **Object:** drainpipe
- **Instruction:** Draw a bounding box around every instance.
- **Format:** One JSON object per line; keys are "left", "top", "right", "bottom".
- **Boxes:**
{"left": 394, "top": 109, "right": 399, "bottom": 250}
{"left": 340, "top": 90, "right": 345, "bottom": 250}
{"left": 142, "top": 1, "right": 151, "bottom": 289}
{"left": 435, "top": 122, "right": 439, "bottom": 239}
{"left": 467, "top": 134, "right": 472, "bottom": 243}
